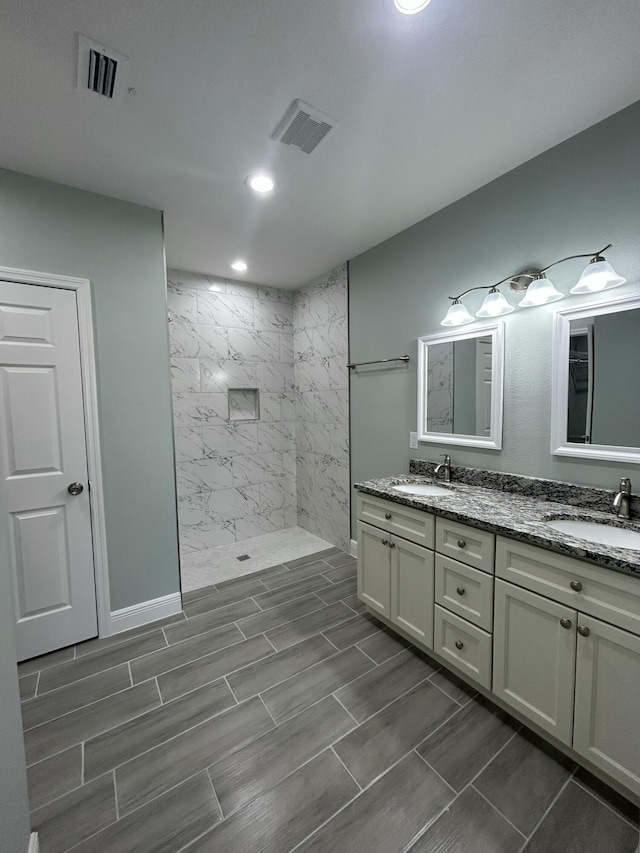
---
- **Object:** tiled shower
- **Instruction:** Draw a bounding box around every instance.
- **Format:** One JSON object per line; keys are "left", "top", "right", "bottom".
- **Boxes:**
{"left": 167, "top": 264, "right": 350, "bottom": 557}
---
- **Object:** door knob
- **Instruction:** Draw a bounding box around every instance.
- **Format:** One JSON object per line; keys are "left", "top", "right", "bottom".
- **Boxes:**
{"left": 560, "top": 618, "right": 572, "bottom": 629}
{"left": 577, "top": 625, "right": 591, "bottom": 637}
{"left": 68, "top": 482, "right": 84, "bottom": 496}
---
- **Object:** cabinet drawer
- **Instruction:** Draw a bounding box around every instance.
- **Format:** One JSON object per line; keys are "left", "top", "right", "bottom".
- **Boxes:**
{"left": 357, "top": 494, "right": 434, "bottom": 548}
{"left": 434, "top": 605, "right": 492, "bottom": 689}
{"left": 495, "top": 537, "right": 640, "bottom": 637}
{"left": 435, "top": 517, "right": 495, "bottom": 572}
{"left": 435, "top": 555, "right": 494, "bottom": 632}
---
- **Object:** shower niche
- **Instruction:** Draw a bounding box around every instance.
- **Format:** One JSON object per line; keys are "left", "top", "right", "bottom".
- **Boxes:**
{"left": 228, "top": 388, "right": 260, "bottom": 422}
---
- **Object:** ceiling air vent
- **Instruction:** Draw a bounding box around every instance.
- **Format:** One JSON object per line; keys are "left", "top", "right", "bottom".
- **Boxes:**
{"left": 271, "top": 99, "right": 338, "bottom": 154}
{"left": 77, "top": 35, "right": 128, "bottom": 100}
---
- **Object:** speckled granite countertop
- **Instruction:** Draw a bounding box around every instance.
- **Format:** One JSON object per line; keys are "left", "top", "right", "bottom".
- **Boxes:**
{"left": 354, "top": 475, "right": 640, "bottom": 578}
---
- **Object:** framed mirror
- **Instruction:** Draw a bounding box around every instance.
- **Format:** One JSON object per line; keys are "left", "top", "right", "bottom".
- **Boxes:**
{"left": 417, "top": 321, "right": 504, "bottom": 449}
{"left": 551, "top": 292, "right": 640, "bottom": 463}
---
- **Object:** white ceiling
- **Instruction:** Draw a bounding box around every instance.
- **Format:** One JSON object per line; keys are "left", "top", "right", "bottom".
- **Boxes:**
{"left": 1, "top": 0, "right": 640, "bottom": 287}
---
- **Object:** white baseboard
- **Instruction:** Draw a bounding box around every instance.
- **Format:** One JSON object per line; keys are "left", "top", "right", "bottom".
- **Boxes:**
{"left": 28, "top": 832, "right": 39, "bottom": 853}
{"left": 350, "top": 539, "right": 357, "bottom": 557}
{"left": 109, "top": 592, "right": 182, "bottom": 635}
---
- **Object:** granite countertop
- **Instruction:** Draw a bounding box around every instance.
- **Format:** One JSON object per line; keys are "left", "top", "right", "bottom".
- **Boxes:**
{"left": 354, "top": 475, "right": 640, "bottom": 578}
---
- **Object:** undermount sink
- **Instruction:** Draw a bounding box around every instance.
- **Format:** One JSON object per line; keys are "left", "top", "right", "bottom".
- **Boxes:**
{"left": 545, "top": 519, "right": 640, "bottom": 551}
{"left": 391, "top": 483, "right": 453, "bottom": 497}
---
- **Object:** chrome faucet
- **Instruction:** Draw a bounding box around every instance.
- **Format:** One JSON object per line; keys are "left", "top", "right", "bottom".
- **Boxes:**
{"left": 434, "top": 454, "right": 451, "bottom": 483}
{"left": 613, "top": 477, "right": 632, "bottom": 519}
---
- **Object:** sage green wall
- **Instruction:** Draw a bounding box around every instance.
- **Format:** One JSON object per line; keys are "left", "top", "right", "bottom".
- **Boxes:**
{"left": 350, "top": 100, "right": 640, "bottom": 536}
{"left": 0, "top": 484, "right": 30, "bottom": 850}
{"left": 0, "top": 168, "right": 179, "bottom": 610}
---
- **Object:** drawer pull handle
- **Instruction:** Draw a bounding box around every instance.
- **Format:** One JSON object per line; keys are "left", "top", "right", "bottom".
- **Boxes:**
{"left": 385, "top": 512, "right": 392, "bottom": 520}
{"left": 457, "top": 539, "right": 466, "bottom": 549}
{"left": 577, "top": 625, "right": 591, "bottom": 638}
{"left": 454, "top": 640, "right": 464, "bottom": 650}
{"left": 560, "top": 618, "right": 572, "bottom": 630}
{"left": 381, "top": 539, "right": 389, "bottom": 546}
{"left": 389, "top": 542, "right": 396, "bottom": 549}
{"left": 456, "top": 586, "right": 466, "bottom": 596}
{"left": 570, "top": 580, "right": 583, "bottom": 592}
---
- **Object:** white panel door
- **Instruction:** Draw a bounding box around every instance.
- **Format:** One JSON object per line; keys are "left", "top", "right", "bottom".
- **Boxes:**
{"left": 0, "top": 280, "right": 97, "bottom": 661}
{"left": 475, "top": 337, "right": 492, "bottom": 436}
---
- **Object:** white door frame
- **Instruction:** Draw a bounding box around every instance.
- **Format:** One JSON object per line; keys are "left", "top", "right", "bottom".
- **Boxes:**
{"left": 0, "top": 265, "right": 111, "bottom": 638}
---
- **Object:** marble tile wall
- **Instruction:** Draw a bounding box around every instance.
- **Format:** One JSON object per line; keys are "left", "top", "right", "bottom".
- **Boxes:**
{"left": 293, "top": 264, "right": 350, "bottom": 551}
{"left": 426, "top": 342, "right": 454, "bottom": 433}
{"left": 167, "top": 269, "right": 296, "bottom": 554}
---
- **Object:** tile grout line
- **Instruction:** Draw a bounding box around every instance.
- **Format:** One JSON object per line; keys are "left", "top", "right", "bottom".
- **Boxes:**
{"left": 112, "top": 768, "right": 120, "bottom": 821}
{"left": 34, "top": 670, "right": 41, "bottom": 698}
{"left": 471, "top": 783, "right": 528, "bottom": 839}
{"left": 355, "top": 644, "right": 379, "bottom": 665}
{"left": 257, "top": 694, "right": 279, "bottom": 728}
{"left": 330, "top": 693, "right": 361, "bottom": 727}
{"left": 222, "top": 675, "right": 240, "bottom": 705}
{"left": 22, "top": 679, "right": 150, "bottom": 737}
{"left": 81, "top": 741, "right": 85, "bottom": 786}
{"left": 330, "top": 746, "right": 363, "bottom": 791}
{"left": 127, "top": 661, "right": 133, "bottom": 687}
{"left": 290, "top": 741, "right": 446, "bottom": 853}
{"left": 206, "top": 767, "right": 225, "bottom": 822}
{"left": 154, "top": 676, "right": 163, "bottom": 704}
{"left": 518, "top": 769, "right": 577, "bottom": 852}
{"left": 572, "top": 776, "right": 640, "bottom": 832}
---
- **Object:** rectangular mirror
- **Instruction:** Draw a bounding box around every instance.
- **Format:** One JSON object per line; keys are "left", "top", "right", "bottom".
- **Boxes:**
{"left": 551, "top": 292, "right": 640, "bottom": 463}
{"left": 417, "top": 321, "right": 504, "bottom": 449}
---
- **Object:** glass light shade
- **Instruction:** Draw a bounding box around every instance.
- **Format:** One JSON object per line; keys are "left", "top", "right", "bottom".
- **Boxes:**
{"left": 475, "top": 289, "right": 514, "bottom": 318}
{"left": 519, "top": 276, "right": 564, "bottom": 307}
{"left": 570, "top": 259, "right": 626, "bottom": 294}
{"left": 441, "top": 299, "right": 474, "bottom": 327}
{"left": 394, "top": 0, "right": 431, "bottom": 13}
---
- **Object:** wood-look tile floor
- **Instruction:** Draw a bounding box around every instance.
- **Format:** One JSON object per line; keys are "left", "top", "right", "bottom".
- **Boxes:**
{"left": 18, "top": 548, "right": 640, "bottom": 853}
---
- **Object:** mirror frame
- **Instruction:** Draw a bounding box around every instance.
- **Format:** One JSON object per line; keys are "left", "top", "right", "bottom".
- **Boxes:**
{"left": 417, "top": 321, "right": 504, "bottom": 450}
{"left": 551, "top": 291, "right": 640, "bottom": 464}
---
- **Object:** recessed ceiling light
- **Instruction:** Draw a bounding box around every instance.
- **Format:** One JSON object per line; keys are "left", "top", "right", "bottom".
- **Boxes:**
{"left": 394, "top": 0, "right": 432, "bottom": 14}
{"left": 231, "top": 260, "right": 248, "bottom": 272}
{"left": 246, "top": 173, "right": 275, "bottom": 194}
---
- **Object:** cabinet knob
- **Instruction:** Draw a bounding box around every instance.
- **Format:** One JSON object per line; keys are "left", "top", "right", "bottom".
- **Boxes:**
{"left": 389, "top": 541, "right": 396, "bottom": 549}
{"left": 577, "top": 625, "right": 591, "bottom": 637}
{"left": 560, "top": 618, "right": 572, "bottom": 630}
{"left": 381, "top": 539, "right": 389, "bottom": 546}
{"left": 456, "top": 586, "right": 466, "bottom": 596}
{"left": 457, "top": 539, "right": 466, "bottom": 549}
{"left": 570, "top": 580, "right": 583, "bottom": 592}
{"left": 385, "top": 512, "right": 392, "bottom": 520}
{"left": 455, "top": 640, "right": 464, "bottom": 650}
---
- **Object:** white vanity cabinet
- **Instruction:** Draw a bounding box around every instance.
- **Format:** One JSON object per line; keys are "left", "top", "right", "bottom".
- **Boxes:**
{"left": 356, "top": 495, "right": 435, "bottom": 646}
{"left": 356, "top": 489, "right": 640, "bottom": 800}
{"left": 494, "top": 536, "right": 640, "bottom": 797}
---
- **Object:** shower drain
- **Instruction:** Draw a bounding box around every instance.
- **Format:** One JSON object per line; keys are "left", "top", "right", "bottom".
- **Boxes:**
{"left": 237, "top": 554, "right": 250, "bottom": 561}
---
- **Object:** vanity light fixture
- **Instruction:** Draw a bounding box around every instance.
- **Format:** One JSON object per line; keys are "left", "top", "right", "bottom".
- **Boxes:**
{"left": 394, "top": 0, "right": 432, "bottom": 13}
{"left": 231, "top": 259, "right": 248, "bottom": 272}
{"left": 440, "top": 243, "right": 625, "bottom": 326}
{"left": 246, "top": 173, "right": 275, "bottom": 194}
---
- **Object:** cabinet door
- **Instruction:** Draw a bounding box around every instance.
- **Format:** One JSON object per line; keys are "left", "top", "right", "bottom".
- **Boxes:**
{"left": 573, "top": 615, "right": 640, "bottom": 798}
{"left": 390, "top": 535, "right": 434, "bottom": 647}
{"left": 493, "top": 580, "right": 576, "bottom": 745}
{"left": 357, "top": 521, "right": 390, "bottom": 617}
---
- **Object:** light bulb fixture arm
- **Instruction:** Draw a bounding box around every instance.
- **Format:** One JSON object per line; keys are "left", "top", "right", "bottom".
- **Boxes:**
{"left": 448, "top": 273, "right": 527, "bottom": 302}
{"left": 540, "top": 243, "right": 612, "bottom": 273}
